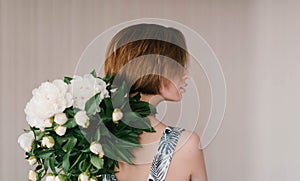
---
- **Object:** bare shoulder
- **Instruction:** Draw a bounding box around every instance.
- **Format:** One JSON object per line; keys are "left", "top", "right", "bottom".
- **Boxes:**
{"left": 175, "top": 129, "right": 208, "bottom": 181}
{"left": 176, "top": 130, "right": 201, "bottom": 154}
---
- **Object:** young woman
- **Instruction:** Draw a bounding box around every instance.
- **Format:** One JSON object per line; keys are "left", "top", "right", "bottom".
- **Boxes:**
{"left": 104, "top": 23, "right": 207, "bottom": 181}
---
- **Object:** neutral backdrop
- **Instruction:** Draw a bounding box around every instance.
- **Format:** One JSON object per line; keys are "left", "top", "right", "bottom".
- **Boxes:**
{"left": 1, "top": 0, "right": 300, "bottom": 180}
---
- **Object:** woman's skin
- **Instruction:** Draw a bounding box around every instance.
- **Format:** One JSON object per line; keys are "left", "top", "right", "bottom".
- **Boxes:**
{"left": 114, "top": 70, "right": 208, "bottom": 181}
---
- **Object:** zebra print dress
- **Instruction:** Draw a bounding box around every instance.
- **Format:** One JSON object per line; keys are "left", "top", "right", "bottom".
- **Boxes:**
{"left": 103, "top": 126, "right": 184, "bottom": 181}
{"left": 147, "top": 126, "right": 184, "bottom": 181}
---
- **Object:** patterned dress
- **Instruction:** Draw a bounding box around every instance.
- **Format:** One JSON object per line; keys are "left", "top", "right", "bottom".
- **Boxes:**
{"left": 102, "top": 126, "right": 184, "bottom": 181}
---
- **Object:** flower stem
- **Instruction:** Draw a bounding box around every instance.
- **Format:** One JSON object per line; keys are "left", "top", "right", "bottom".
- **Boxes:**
{"left": 69, "top": 152, "right": 83, "bottom": 170}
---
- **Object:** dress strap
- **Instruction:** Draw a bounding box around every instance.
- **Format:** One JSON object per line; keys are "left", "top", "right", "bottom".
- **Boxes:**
{"left": 102, "top": 174, "right": 117, "bottom": 181}
{"left": 147, "top": 126, "right": 184, "bottom": 181}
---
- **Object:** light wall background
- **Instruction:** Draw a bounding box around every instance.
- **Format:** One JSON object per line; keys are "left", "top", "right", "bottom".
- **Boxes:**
{"left": 1, "top": 0, "right": 300, "bottom": 180}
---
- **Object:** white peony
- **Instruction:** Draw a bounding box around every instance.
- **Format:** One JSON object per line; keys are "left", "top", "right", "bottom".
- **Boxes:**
{"left": 90, "top": 177, "right": 98, "bottom": 181}
{"left": 43, "top": 118, "right": 54, "bottom": 128}
{"left": 41, "top": 136, "right": 55, "bottom": 148}
{"left": 70, "top": 74, "right": 109, "bottom": 110}
{"left": 27, "top": 156, "right": 37, "bottom": 166}
{"left": 90, "top": 142, "right": 104, "bottom": 158}
{"left": 74, "top": 111, "right": 90, "bottom": 128}
{"left": 54, "top": 113, "right": 68, "bottom": 125}
{"left": 45, "top": 174, "right": 55, "bottom": 181}
{"left": 112, "top": 108, "right": 123, "bottom": 124}
{"left": 55, "top": 174, "right": 66, "bottom": 181}
{"left": 28, "top": 170, "right": 38, "bottom": 181}
{"left": 54, "top": 125, "right": 67, "bottom": 136}
{"left": 78, "top": 172, "right": 89, "bottom": 181}
{"left": 24, "top": 79, "right": 73, "bottom": 130}
{"left": 18, "top": 131, "right": 35, "bottom": 152}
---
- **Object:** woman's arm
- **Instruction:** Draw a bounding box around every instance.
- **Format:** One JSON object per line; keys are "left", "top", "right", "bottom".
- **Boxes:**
{"left": 185, "top": 132, "right": 208, "bottom": 181}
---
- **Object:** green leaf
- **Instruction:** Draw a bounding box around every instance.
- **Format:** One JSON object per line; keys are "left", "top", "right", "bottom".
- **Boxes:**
{"left": 90, "top": 155, "right": 104, "bottom": 169}
{"left": 85, "top": 93, "right": 101, "bottom": 116}
{"left": 49, "top": 156, "right": 56, "bottom": 173}
{"left": 114, "top": 129, "right": 136, "bottom": 138}
{"left": 55, "top": 136, "right": 69, "bottom": 146}
{"left": 65, "top": 107, "right": 80, "bottom": 117}
{"left": 43, "top": 127, "right": 54, "bottom": 132}
{"left": 44, "top": 158, "right": 49, "bottom": 171}
{"left": 90, "top": 69, "right": 97, "bottom": 78}
{"left": 116, "top": 121, "right": 127, "bottom": 131}
{"left": 130, "top": 92, "right": 141, "bottom": 102}
{"left": 78, "top": 158, "right": 91, "bottom": 173}
{"left": 78, "top": 160, "right": 86, "bottom": 173}
{"left": 62, "top": 152, "right": 70, "bottom": 172}
{"left": 116, "top": 140, "right": 140, "bottom": 149}
{"left": 80, "top": 147, "right": 91, "bottom": 153}
{"left": 35, "top": 131, "right": 45, "bottom": 141}
{"left": 103, "top": 98, "right": 113, "bottom": 111}
{"left": 35, "top": 165, "right": 42, "bottom": 171}
{"left": 115, "top": 147, "right": 133, "bottom": 165}
{"left": 121, "top": 135, "right": 140, "bottom": 144}
{"left": 111, "top": 82, "right": 127, "bottom": 108}
{"left": 130, "top": 101, "right": 157, "bottom": 116}
{"left": 123, "top": 112, "right": 142, "bottom": 120}
{"left": 69, "top": 152, "right": 83, "bottom": 170}
{"left": 102, "top": 144, "right": 118, "bottom": 161}
{"left": 95, "top": 129, "right": 101, "bottom": 142}
{"left": 62, "top": 137, "right": 77, "bottom": 152}
{"left": 64, "top": 76, "right": 72, "bottom": 84}
{"left": 63, "top": 118, "right": 77, "bottom": 128}
{"left": 36, "top": 150, "right": 53, "bottom": 159}
{"left": 147, "top": 103, "right": 157, "bottom": 115}
{"left": 102, "top": 74, "right": 113, "bottom": 83}
{"left": 122, "top": 112, "right": 152, "bottom": 129}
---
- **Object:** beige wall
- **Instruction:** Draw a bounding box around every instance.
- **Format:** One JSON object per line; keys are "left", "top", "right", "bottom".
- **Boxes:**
{"left": 1, "top": 0, "right": 300, "bottom": 180}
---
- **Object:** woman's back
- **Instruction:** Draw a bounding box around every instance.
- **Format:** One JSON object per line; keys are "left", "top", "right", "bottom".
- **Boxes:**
{"left": 114, "top": 120, "right": 207, "bottom": 181}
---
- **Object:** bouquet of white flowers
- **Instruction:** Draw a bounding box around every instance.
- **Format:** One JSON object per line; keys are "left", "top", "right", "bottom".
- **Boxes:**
{"left": 18, "top": 70, "right": 156, "bottom": 181}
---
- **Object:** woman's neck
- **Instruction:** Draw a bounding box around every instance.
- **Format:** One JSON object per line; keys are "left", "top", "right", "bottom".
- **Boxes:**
{"left": 139, "top": 93, "right": 164, "bottom": 107}
{"left": 139, "top": 93, "right": 165, "bottom": 128}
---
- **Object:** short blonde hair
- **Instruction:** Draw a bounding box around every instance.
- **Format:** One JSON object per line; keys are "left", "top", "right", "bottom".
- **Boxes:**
{"left": 104, "top": 23, "right": 188, "bottom": 94}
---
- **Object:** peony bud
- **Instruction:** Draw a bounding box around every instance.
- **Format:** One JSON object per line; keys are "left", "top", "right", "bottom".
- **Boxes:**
{"left": 110, "top": 88, "right": 117, "bottom": 93}
{"left": 55, "top": 174, "right": 67, "bottom": 181}
{"left": 74, "top": 111, "right": 90, "bottom": 128}
{"left": 45, "top": 173, "right": 55, "bottom": 181}
{"left": 28, "top": 170, "right": 38, "bottom": 181}
{"left": 78, "top": 172, "right": 89, "bottom": 181}
{"left": 112, "top": 108, "right": 123, "bottom": 124}
{"left": 54, "top": 113, "right": 68, "bottom": 125}
{"left": 18, "top": 131, "right": 35, "bottom": 152}
{"left": 41, "top": 136, "right": 55, "bottom": 148}
{"left": 90, "top": 176, "right": 98, "bottom": 181}
{"left": 90, "top": 142, "right": 104, "bottom": 158}
{"left": 54, "top": 125, "right": 67, "bottom": 136}
{"left": 27, "top": 156, "right": 37, "bottom": 166}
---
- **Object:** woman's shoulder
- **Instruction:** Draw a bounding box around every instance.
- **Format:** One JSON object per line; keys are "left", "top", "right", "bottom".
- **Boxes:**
{"left": 176, "top": 130, "right": 207, "bottom": 181}
{"left": 175, "top": 129, "right": 201, "bottom": 156}
{"left": 166, "top": 129, "right": 206, "bottom": 180}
